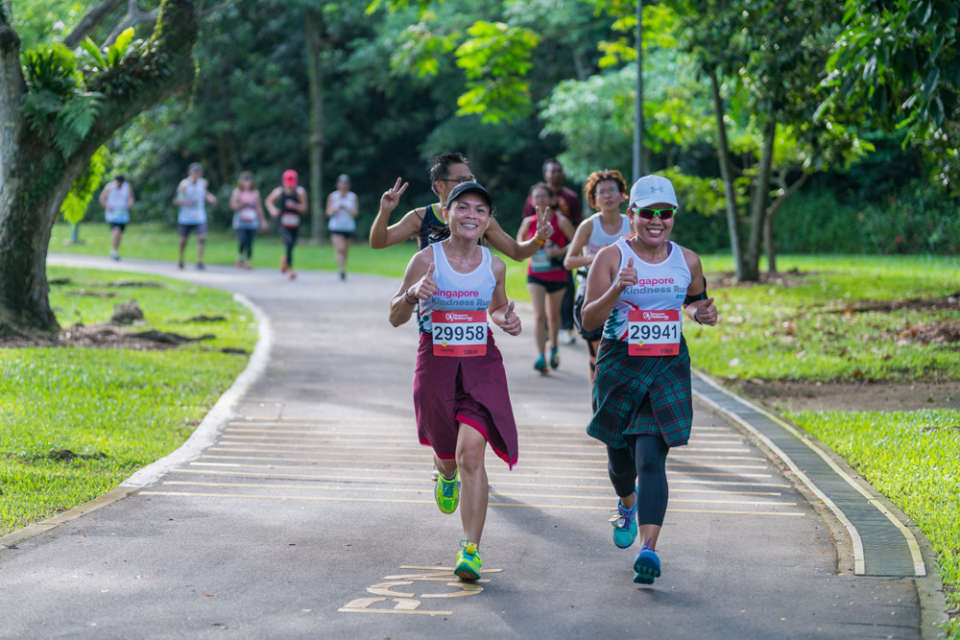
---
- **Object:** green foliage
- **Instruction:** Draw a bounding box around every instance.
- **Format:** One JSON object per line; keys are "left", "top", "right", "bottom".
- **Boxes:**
{"left": 61, "top": 145, "right": 110, "bottom": 225}
{"left": 78, "top": 27, "right": 140, "bottom": 73}
{"left": 775, "top": 179, "right": 960, "bottom": 255}
{"left": 0, "top": 266, "right": 256, "bottom": 535}
{"left": 822, "top": 0, "right": 960, "bottom": 191}
{"left": 786, "top": 409, "right": 960, "bottom": 636}
{"left": 8, "top": 0, "right": 97, "bottom": 51}
{"left": 454, "top": 21, "right": 539, "bottom": 122}
{"left": 21, "top": 43, "right": 104, "bottom": 157}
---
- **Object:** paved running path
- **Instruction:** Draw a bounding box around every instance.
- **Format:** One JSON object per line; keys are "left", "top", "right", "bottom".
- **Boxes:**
{"left": 0, "top": 256, "right": 920, "bottom": 638}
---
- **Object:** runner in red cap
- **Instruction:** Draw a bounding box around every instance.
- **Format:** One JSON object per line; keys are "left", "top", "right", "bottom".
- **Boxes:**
{"left": 265, "top": 170, "right": 308, "bottom": 280}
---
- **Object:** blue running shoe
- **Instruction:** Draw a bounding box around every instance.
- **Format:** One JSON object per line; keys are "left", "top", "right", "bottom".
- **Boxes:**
{"left": 633, "top": 545, "right": 661, "bottom": 584}
{"left": 534, "top": 354, "right": 548, "bottom": 374}
{"left": 549, "top": 347, "right": 560, "bottom": 369}
{"left": 609, "top": 495, "right": 638, "bottom": 549}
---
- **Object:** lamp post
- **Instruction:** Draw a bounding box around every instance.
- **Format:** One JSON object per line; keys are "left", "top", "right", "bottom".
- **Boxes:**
{"left": 633, "top": 0, "right": 645, "bottom": 182}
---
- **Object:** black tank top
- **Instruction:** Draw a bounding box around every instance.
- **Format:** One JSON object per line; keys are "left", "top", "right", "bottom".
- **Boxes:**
{"left": 279, "top": 189, "right": 300, "bottom": 215}
{"left": 418, "top": 203, "right": 449, "bottom": 250}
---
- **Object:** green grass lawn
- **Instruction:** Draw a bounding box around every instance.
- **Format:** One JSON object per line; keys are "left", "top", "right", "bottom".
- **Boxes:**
{"left": 0, "top": 266, "right": 257, "bottom": 536}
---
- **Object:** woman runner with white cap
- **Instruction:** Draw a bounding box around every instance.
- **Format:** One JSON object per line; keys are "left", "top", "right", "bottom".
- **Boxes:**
{"left": 581, "top": 174, "right": 718, "bottom": 585}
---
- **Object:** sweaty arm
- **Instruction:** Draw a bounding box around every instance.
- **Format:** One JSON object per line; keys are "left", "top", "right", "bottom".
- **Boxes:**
{"left": 370, "top": 207, "right": 423, "bottom": 249}
{"left": 389, "top": 249, "right": 432, "bottom": 326}
{"left": 580, "top": 245, "right": 628, "bottom": 331}
{"left": 484, "top": 216, "right": 544, "bottom": 261}
{"left": 681, "top": 248, "right": 718, "bottom": 326}
{"left": 563, "top": 219, "right": 594, "bottom": 271}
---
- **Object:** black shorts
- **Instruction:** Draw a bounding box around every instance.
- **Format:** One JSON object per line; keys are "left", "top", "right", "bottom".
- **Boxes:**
{"left": 178, "top": 223, "right": 207, "bottom": 238}
{"left": 109, "top": 223, "right": 127, "bottom": 232}
{"left": 330, "top": 231, "right": 354, "bottom": 240}
{"left": 527, "top": 275, "right": 567, "bottom": 293}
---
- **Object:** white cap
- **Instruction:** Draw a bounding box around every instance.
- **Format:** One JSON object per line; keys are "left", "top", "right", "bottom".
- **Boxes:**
{"left": 629, "top": 175, "right": 678, "bottom": 209}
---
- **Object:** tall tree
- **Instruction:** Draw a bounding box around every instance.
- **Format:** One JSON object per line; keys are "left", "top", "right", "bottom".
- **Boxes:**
{"left": 678, "top": 0, "right": 867, "bottom": 281}
{"left": 0, "top": 0, "right": 198, "bottom": 337}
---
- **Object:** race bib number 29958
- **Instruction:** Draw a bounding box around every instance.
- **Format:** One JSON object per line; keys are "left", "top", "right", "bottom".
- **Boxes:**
{"left": 627, "top": 309, "right": 680, "bottom": 356}
{"left": 432, "top": 310, "right": 487, "bottom": 357}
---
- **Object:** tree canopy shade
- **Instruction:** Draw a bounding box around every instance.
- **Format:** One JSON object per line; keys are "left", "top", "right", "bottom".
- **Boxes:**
{"left": 0, "top": 0, "right": 199, "bottom": 337}
{"left": 820, "top": 0, "right": 960, "bottom": 191}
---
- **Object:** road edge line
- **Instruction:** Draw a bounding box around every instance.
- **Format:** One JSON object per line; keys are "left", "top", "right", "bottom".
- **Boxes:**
{"left": 691, "top": 370, "right": 866, "bottom": 575}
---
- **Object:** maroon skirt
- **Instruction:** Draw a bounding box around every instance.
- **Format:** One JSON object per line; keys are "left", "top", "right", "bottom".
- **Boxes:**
{"left": 413, "top": 332, "right": 519, "bottom": 468}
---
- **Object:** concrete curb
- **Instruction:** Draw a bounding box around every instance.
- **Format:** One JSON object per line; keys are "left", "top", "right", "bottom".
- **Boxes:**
{"left": 122, "top": 292, "right": 272, "bottom": 488}
{"left": 1, "top": 292, "right": 272, "bottom": 551}
{"left": 691, "top": 369, "right": 951, "bottom": 639}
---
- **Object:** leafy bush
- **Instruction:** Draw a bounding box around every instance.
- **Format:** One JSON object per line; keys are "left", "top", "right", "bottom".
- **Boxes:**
{"left": 775, "top": 180, "right": 960, "bottom": 255}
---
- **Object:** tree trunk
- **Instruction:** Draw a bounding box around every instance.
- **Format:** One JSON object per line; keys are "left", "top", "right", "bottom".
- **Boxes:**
{"left": 765, "top": 171, "right": 811, "bottom": 275}
{"left": 743, "top": 119, "right": 776, "bottom": 282}
{"left": 305, "top": 8, "right": 325, "bottom": 244}
{"left": 63, "top": 0, "right": 125, "bottom": 48}
{"left": 0, "top": 0, "right": 198, "bottom": 338}
{"left": 708, "top": 68, "right": 744, "bottom": 280}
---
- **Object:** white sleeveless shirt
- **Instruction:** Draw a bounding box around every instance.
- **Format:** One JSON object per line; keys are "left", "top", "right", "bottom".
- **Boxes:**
{"left": 104, "top": 182, "right": 131, "bottom": 223}
{"left": 328, "top": 190, "right": 357, "bottom": 232}
{"left": 418, "top": 242, "right": 495, "bottom": 334}
{"left": 584, "top": 213, "right": 631, "bottom": 257}
{"left": 177, "top": 178, "right": 207, "bottom": 225}
{"left": 602, "top": 239, "right": 691, "bottom": 341}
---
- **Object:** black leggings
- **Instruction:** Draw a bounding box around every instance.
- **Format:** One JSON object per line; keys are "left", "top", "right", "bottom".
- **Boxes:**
{"left": 237, "top": 228, "right": 256, "bottom": 259}
{"left": 280, "top": 226, "right": 299, "bottom": 267}
{"left": 607, "top": 435, "right": 669, "bottom": 526}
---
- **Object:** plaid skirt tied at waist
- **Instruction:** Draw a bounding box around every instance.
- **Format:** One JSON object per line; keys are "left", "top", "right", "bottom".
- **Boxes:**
{"left": 587, "top": 336, "right": 693, "bottom": 449}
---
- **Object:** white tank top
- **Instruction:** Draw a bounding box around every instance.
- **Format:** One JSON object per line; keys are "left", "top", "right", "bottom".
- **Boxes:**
{"left": 584, "top": 213, "right": 631, "bottom": 257}
{"left": 417, "top": 242, "right": 496, "bottom": 334}
{"left": 106, "top": 182, "right": 130, "bottom": 210}
{"left": 602, "top": 239, "right": 691, "bottom": 341}
{"left": 177, "top": 178, "right": 207, "bottom": 225}
{"left": 328, "top": 190, "right": 357, "bottom": 232}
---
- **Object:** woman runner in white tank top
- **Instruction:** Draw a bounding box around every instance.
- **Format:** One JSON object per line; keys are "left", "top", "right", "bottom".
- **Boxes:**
{"left": 564, "top": 169, "right": 631, "bottom": 382}
{"left": 580, "top": 174, "right": 718, "bottom": 587}
{"left": 389, "top": 182, "right": 522, "bottom": 582}
{"left": 326, "top": 174, "right": 358, "bottom": 281}
{"left": 98, "top": 175, "right": 135, "bottom": 261}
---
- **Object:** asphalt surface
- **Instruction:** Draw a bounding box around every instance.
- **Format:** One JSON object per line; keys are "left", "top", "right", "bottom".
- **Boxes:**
{"left": 0, "top": 255, "right": 921, "bottom": 639}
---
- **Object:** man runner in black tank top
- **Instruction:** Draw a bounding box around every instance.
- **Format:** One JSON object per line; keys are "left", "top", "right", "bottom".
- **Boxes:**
{"left": 369, "top": 152, "right": 553, "bottom": 258}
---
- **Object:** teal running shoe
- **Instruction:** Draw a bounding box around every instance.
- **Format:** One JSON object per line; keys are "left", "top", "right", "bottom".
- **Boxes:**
{"left": 633, "top": 545, "right": 661, "bottom": 584}
{"left": 549, "top": 347, "right": 560, "bottom": 369}
{"left": 534, "top": 354, "right": 548, "bottom": 374}
{"left": 434, "top": 469, "right": 459, "bottom": 514}
{"left": 454, "top": 540, "right": 482, "bottom": 581}
{"left": 609, "top": 495, "right": 638, "bottom": 549}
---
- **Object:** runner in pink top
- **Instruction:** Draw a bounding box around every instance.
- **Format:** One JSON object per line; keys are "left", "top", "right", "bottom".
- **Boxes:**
{"left": 516, "top": 182, "right": 575, "bottom": 373}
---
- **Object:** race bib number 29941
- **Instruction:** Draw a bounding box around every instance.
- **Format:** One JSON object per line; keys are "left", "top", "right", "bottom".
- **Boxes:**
{"left": 431, "top": 310, "right": 487, "bottom": 357}
{"left": 627, "top": 309, "right": 680, "bottom": 356}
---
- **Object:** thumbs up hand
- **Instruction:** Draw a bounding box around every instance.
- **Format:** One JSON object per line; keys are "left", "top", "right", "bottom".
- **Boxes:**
{"left": 693, "top": 296, "right": 718, "bottom": 326}
{"left": 410, "top": 262, "right": 437, "bottom": 300}
{"left": 615, "top": 257, "right": 638, "bottom": 291}
{"left": 499, "top": 300, "right": 522, "bottom": 336}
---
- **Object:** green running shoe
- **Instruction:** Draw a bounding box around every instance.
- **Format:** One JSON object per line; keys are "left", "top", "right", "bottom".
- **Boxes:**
{"left": 435, "top": 469, "right": 460, "bottom": 514}
{"left": 454, "top": 540, "right": 482, "bottom": 581}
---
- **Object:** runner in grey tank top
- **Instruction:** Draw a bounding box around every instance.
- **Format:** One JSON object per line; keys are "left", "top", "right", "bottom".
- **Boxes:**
{"left": 564, "top": 169, "right": 631, "bottom": 382}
